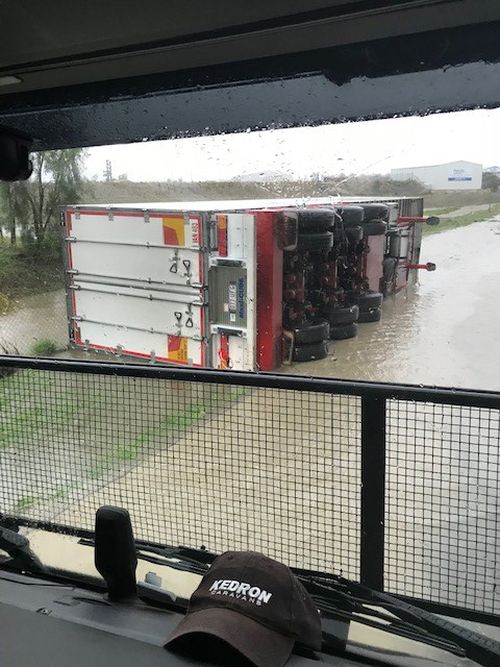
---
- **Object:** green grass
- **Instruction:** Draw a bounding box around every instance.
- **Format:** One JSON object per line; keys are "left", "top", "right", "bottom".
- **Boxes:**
{"left": 0, "top": 240, "right": 63, "bottom": 299}
{"left": 422, "top": 203, "right": 500, "bottom": 236}
{"left": 14, "top": 495, "right": 36, "bottom": 512}
{"left": 86, "top": 387, "right": 249, "bottom": 480}
{"left": 0, "top": 371, "right": 85, "bottom": 448}
{"left": 0, "top": 369, "right": 251, "bottom": 510}
{"left": 30, "top": 338, "right": 59, "bottom": 356}
{"left": 424, "top": 207, "right": 457, "bottom": 217}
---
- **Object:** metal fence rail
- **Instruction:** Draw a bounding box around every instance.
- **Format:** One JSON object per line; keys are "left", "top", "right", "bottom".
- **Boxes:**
{"left": 0, "top": 357, "right": 498, "bottom": 623}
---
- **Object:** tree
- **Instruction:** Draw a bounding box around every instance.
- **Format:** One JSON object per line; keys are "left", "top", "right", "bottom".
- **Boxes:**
{"left": 25, "top": 149, "right": 86, "bottom": 245}
{"left": 0, "top": 181, "right": 29, "bottom": 245}
{"left": 0, "top": 148, "right": 86, "bottom": 249}
{"left": 482, "top": 171, "right": 500, "bottom": 192}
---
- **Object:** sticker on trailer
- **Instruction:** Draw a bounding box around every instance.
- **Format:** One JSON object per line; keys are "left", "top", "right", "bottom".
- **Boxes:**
{"left": 228, "top": 282, "right": 237, "bottom": 313}
{"left": 163, "top": 216, "right": 185, "bottom": 245}
{"left": 167, "top": 335, "right": 189, "bottom": 363}
{"left": 162, "top": 215, "right": 201, "bottom": 248}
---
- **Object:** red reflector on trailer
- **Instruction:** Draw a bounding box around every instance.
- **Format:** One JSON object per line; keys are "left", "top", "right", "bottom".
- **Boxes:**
{"left": 217, "top": 215, "right": 228, "bottom": 256}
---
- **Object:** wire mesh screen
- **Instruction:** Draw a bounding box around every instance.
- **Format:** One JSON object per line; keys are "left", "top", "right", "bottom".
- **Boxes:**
{"left": 385, "top": 400, "right": 499, "bottom": 614}
{"left": 0, "top": 290, "right": 68, "bottom": 356}
{"left": 0, "top": 366, "right": 361, "bottom": 577}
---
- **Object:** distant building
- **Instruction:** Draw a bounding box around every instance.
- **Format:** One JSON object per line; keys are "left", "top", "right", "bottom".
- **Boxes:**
{"left": 484, "top": 165, "right": 500, "bottom": 174}
{"left": 390, "top": 160, "right": 482, "bottom": 190}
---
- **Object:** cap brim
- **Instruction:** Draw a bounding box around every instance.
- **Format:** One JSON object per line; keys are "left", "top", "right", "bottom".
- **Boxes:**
{"left": 165, "top": 608, "right": 295, "bottom": 667}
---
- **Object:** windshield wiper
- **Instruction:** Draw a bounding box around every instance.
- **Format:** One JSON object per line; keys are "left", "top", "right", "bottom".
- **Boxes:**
{"left": 0, "top": 526, "right": 46, "bottom": 575}
{"left": 78, "top": 538, "right": 211, "bottom": 576}
{"left": 299, "top": 574, "right": 500, "bottom": 667}
{"left": 78, "top": 538, "right": 500, "bottom": 666}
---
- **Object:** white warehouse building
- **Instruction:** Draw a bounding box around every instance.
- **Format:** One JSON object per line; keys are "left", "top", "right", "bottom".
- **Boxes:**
{"left": 390, "top": 160, "right": 482, "bottom": 190}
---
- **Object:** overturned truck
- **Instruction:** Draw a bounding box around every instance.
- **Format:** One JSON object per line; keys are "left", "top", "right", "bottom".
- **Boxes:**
{"left": 63, "top": 196, "right": 437, "bottom": 370}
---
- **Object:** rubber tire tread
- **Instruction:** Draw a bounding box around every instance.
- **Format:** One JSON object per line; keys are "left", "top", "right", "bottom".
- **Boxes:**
{"left": 323, "top": 304, "right": 359, "bottom": 326}
{"left": 339, "top": 205, "right": 364, "bottom": 226}
{"left": 297, "top": 232, "right": 334, "bottom": 253}
{"left": 330, "top": 322, "right": 358, "bottom": 340}
{"left": 362, "top": 219, "right": 386, "bottom": 236}
{"left": 348, "top": 291, "right": 383, "bottom": 311}
{"left": 346, "top": 225, "right": 364, "bottom": 242}
{"left": 293, "top": 340, "right": 329, "bottom": 362}
{"left": 358, "top": 308, "right": 382, "bottom": 323}
{"left": 297, "top": 208, "right": 335, "bottom": 232}
{"left": 361, "top": 203, "right": 390, "bottom": 221}
{"left": 291, "top": 320, "right": 330, "bottom": 345}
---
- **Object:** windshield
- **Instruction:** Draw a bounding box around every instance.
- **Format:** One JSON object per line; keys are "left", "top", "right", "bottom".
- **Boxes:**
{"left": 1, "top": 107, "right": 499, "bottom": 664}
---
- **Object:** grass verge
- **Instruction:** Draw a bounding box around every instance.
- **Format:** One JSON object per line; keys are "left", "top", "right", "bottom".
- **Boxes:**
{"left": 30, "top": 338, "right": 60, "bottom": 356}
{"left": 422, "top": 203, "right": 500, "bottom": 235}
{"left": 0, "top": 241, "right": 64, "bottom": 300}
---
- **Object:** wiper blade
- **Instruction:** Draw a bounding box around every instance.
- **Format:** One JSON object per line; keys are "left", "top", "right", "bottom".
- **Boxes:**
{"left": 79, "top": 538, "right": 211, "bottom": 576}
{"left": 300, "top": 574, "right": 500, "bottom": 667}
{"left": 78, "top": 539, "right": 500, "bottom": 666}
{"left": 0, "top": 527, "right": 46, "bottom": 575}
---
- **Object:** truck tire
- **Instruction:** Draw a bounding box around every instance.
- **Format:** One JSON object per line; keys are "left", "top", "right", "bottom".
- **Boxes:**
{"left": 346, "top": 225, "right": 364, "bottom": 242}
{"left": 290, "top": 319, "right": 330, "bottom": 344}
{"left": 293, "top": 340, "right": 329, "bottom": 362}
{"left": 340, "top": 205, "right": 364, "bottom": 226}
{"left": 323, "top": 304, "right": 359, "bottom": 326}
{"left": 330, "top": 322, "right": 358, "bottom": 340}
{"left": 348, "top": 291, "right": 383, "bottom": 311}
{"left": 297, "top": 231, "right": 334, "bottom": 253}
{"left": 362, "top": 219, "right": 387, "bottom": 236}
{"left": 358, "top": 308, "right": 382, "bottom": 323}
{"left": 308, "top": 289, "right": 329, "bottom": 306}
{"left": 362, "top": 203, "right": 390, "bottom": 221}
{"left": 297, "top": 208, "right": 335, "bottom": 232}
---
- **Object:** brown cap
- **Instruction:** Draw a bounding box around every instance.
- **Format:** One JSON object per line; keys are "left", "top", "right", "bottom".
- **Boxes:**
{"left": 165, "top": 551, "right": 321, "bottom": 667}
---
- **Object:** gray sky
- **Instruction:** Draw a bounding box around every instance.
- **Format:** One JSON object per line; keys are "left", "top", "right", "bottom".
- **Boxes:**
{"left": 86, "top": 108, "right": 500, "bottom": 182}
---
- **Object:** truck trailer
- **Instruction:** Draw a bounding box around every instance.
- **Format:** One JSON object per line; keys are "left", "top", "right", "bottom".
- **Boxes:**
{"left": 63, "top": 197, "right": 437, "bottom": 371}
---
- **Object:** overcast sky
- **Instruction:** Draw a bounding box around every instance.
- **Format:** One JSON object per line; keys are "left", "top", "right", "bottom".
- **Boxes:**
{"left": 85, "top": 107, "right": 500, "bottom": 182}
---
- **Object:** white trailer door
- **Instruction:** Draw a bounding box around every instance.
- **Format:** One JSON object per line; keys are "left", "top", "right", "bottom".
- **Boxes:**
{"left": 65, "top": 208, "right": 208, "bottom": 366}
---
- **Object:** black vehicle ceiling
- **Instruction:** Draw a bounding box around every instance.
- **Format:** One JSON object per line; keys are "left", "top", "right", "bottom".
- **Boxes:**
{"left": 1, "top": 1, "right": 500, "bottom": 150}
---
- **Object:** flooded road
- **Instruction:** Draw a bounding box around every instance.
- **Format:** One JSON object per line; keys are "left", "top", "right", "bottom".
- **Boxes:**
{"left": 1, "top": 220, "right": 499, "bottom": 389}
{"left": 293, "top": 219, "right": 500, "bottom": 391}
{"left": 0, "top": 290, "right": 68, "bottom": 355}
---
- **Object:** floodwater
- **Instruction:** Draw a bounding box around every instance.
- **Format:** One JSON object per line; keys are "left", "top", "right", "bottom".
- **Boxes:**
{"left": 292, "top": 219, "right": 500, "bottom": 391}
{"left": 1, "top": 219, "right": 499, "bottom": 389}
{"left": 0, "top": 290, "right": 68, "bottom": 355}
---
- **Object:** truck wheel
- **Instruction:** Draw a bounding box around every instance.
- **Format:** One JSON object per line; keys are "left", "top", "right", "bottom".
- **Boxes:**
{"left": 362, "top": 220, "right": 387, "bottom": 236}
{"left": 323, "top": 304, "right": 359, "bottom": 326}
{"left": 291, "top": 319, "right": 330, "bottom": 344}
{"left": 297, "top": 231, "right": 334, "bottom": 253}
{"left": 358, "top": 308, "right": 382, "bottom": 323}
{"left": 308, "top": 289, "right": 330, "bottom": 306}
{"left": 362, "top": 203, "right": 390, "bottom": 221}
{"left": 348, "top": 291, "right": 383, "bottom": 311}
{"left": 292, "top": 340, "right": 329, "bottom": 362}
{"left": 346, "top": 225, "right": 364, "bottom": 242}
{"left": 330, "top": 322, "right": 358, "bottom": 340}
{"left": 297, "top": 208, "right": 335, "bottom": 232}
{"left": 340, "top": 205, "right": 364, "bottom": 226}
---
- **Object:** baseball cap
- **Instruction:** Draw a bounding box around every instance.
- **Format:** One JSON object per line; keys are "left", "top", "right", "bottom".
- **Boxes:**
{"left": 165, "top": 551, "right": 322, "bottom": 667}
